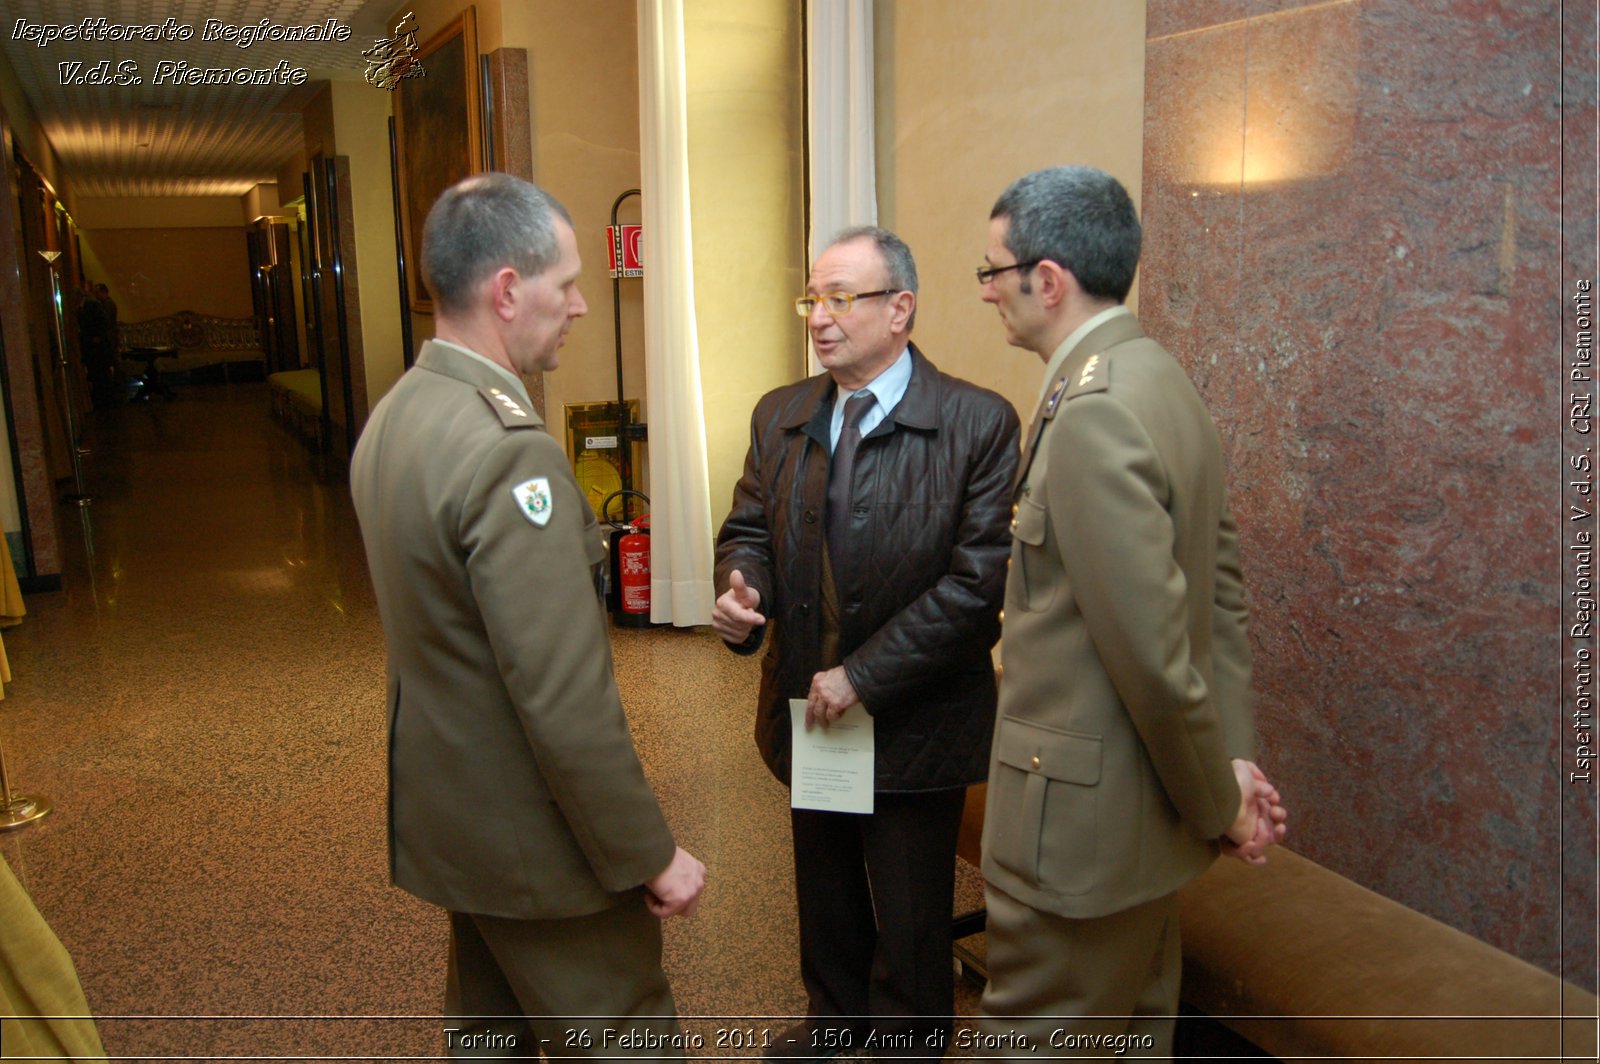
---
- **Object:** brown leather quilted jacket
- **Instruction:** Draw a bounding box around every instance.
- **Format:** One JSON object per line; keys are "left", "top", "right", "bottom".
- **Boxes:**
{"left": 713, "top": 345, "right": 1020, "bottom": 791}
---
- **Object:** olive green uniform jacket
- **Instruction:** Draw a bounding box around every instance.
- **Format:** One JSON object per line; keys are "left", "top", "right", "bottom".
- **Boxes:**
{"left": 982, "top": 314, "right": 1256, "bottom": 920}
{"left": 351, "top": 341, "right": 675, "bottom": 920}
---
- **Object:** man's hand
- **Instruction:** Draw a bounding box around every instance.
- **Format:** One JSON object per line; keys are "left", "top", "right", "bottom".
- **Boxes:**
{"left": 644, "top": 846, "right": 706, "bottom": 918}
{"left": 805, "top": 666, "right": 860, "bottom": 730}
{"left": 711, "top": 569, "right": 766, "bottom": 644}
{"left": 1222, "top": 759, "right": 1288, "bottom": 865}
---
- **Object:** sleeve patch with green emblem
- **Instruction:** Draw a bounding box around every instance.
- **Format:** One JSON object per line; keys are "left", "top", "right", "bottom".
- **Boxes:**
{"left": 513, "top": 478, "right": 554, "bottom": 527}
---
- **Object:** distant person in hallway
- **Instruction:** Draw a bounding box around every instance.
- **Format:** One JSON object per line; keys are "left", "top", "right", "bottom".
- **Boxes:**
{"left": 351, "top": 173, "right": 704, "bottom": 1059}
{"left": 77, "top": 281, "right": 116, "bottom": 406}
{"left": 973, "top": 166, "right": 1287, "bottom": 1058}
{"left": 713, "top": 226, "right": 1020, "bottom": 1059}
{"left": 93, "top": 283, "right": 118, "bottom": 345}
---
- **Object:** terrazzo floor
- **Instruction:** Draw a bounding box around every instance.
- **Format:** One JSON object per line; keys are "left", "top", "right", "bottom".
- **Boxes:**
{"left": 0, "top": 381, "right": 985, "bottom": 1061}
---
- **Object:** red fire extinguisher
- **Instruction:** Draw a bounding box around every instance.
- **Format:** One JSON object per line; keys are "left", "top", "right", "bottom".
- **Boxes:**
{"left": 602, "top": 490, "right": 653, "bottom": 628}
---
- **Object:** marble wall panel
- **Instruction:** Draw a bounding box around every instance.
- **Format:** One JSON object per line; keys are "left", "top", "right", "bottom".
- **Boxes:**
{"left": 1142, "top": 0, "right": 1588, "bottom": 984}
{"left": 1560, "top": 0, "right": 1600, "bottom": 1000}
{"left": 484, "top": 47, "right": 546, "bottom": 420}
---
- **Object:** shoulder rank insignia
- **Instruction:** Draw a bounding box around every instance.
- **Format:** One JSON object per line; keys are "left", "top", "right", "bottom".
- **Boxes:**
{"left": 479, "top": 386, "right": 538, "bottom": 428}
{"left": 1041, "top": 373, "right": 1071, "bottom": 420}
{"left": 512, "top": 478, "right": 554, "bottom": 527}
{"left": 1063, "top": 353, "right": 1109, "bottom": 400}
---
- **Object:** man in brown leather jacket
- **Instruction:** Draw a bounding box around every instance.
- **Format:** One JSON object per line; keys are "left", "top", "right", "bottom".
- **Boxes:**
{"left": 352, "top": 174, "right": 703, "bottom": 1057}
{"left": 713, "top": 226, "right": 1019, "bottom": 1058}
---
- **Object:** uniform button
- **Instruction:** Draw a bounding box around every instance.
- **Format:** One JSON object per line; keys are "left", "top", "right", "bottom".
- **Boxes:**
{"left": 1012, "top": 503, "right": 1019, "bottom": 517}
{"left": 1030, "top": 756, "right": 1041, "bottom": 771}
{"left": 998, "top": 609, "right": 1004, "bottom": 624}
{"left": 803, "top": 510, "right": 817, "bottom": 524}
{"left": 1010, "top": 519, "right": 1018, "bottom": 531}
{"left": 798, "top": 602, "right": 811, "bottom": 615}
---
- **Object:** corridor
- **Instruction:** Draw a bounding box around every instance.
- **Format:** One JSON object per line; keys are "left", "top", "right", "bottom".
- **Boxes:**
{"left": 0, "top": 381, "right": 984, "bottom": 1058}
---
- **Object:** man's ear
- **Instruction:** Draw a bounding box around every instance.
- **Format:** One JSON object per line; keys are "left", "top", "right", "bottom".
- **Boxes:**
{"left": 489, "top": 267, "right": 520, "bottom": 322}
{"left": 1032, "top": 260, "right": 1076, "bottom": 311}
{"left": 889, "top": 289, "right": 916, "bottom": 334}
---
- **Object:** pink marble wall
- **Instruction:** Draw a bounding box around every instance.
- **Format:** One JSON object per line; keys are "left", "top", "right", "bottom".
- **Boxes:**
{"left": 1142, "top": 0, "right": 1595, "bottom": 987}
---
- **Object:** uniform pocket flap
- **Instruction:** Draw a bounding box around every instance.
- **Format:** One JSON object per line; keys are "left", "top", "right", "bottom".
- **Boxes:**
{"left": 1012, "top": 495, "right": 1048, "bottom": 547}
{"left": 995, "top": 717, "right": 1101, "bottom": 785}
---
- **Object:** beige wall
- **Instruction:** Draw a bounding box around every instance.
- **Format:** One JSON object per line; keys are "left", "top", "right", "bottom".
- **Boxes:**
{"left": 381, "top": 0, "right": 647, "bottom": 460}
{"left": 275, "top": 82, "right": 332, "bottom": 195}
{"left": 685, "top": 0, "right": 807, "bottom": 518}
{"left": 328, "top": 80, "right": 404, "bottom": 407}
{"left": 243, "top": 183, "right": 283, "bottom": 221}
{"left": 376, "top": 0, "right": 805, "bottom": 518}
{"left": 80, "top": 228, "right": 253, "bottom": 321}
{"left": 873, "top": 0, "right": 1147, "bottom": 418}
{"left": 74, "top": 195, "right": 288, "bottom": 332}
{"left": 508, "top": 0, "right": 647, "bottom": 449}
{"left": 73, "top": 197, "right": 251, "bottom": 229}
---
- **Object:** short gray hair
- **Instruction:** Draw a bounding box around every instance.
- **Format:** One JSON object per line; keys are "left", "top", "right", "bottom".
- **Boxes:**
{"left": 421, "top": 173, "right": 574, "bottom": 315}
{"left": 991, "top": 167, "right": 1141, "bottom": 303}
{"left": 825, "top": 225, "right": 919, "bottom": 332}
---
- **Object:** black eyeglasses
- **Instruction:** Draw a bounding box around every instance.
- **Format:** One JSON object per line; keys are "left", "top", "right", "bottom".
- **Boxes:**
{"left": 794, "top": 290, "right": 898, "bottom": 317}
{"left": 975, "top": 261, "right": 1040, "bottom": 285}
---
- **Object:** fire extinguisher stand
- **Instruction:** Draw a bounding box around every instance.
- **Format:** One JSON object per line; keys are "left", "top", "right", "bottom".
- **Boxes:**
{"left": 609, "top": 190, "right": 645, "bottom": 516}
{"left": 604, "top": 190, "right": 658, "bottom": 627}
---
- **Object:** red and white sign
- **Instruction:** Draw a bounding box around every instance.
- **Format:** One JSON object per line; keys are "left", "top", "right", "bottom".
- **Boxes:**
{"left": 606, "top": 224, "right": 643, "bottom": 278}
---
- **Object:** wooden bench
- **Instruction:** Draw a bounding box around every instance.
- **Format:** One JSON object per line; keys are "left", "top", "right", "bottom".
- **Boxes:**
{"left": 118, "top": 310, "right": 265, "bottom": 382}
{"left": 267, "top": 369, "right": 323, "bottom": 448}
{"left": 1179, "top": 846, "right": 1596, "bottom": 1061}
{"left": 954, "top": 793, "right": 1597, "bottom": 1060}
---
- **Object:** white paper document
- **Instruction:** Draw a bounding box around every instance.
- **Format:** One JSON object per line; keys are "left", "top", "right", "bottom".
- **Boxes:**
{"left": 789, "top": 699, "right": 875, "bottom": 814}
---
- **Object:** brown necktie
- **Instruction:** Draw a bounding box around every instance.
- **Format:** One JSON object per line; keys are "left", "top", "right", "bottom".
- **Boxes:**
{"left": 827, "top": 392, "right": 876, "bottom": 566}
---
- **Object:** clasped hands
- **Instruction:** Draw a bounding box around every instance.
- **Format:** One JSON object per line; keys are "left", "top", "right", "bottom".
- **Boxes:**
{"left": 1223, "top": 759, "right": 1289, "bottom": 865}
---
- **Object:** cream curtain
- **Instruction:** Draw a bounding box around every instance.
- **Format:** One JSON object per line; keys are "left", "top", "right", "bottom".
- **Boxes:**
{"left": 638, "top": 0, "right": 715, "bottom": 626}
{"left": 806, "top": 0, "right": 878, "bottom": 374}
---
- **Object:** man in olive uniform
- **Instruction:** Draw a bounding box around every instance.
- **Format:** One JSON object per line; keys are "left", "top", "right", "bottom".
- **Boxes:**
{"left": 351, "top": 174, "right": 704, "bottom": 1058}
{"left": 974, "top": 167, "right": 1285, "bottom": 1057}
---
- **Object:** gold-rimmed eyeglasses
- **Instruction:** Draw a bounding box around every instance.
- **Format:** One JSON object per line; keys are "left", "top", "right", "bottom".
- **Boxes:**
{"left": 794, "top": 290, "right": 897, "bottom": 317}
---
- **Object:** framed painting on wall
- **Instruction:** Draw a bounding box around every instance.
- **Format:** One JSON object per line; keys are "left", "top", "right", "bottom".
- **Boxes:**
{"left": 391, "top": 8, "right": 481, "bottom": 314}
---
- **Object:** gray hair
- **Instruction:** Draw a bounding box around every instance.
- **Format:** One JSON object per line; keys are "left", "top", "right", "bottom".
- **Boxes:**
{"left": 825, "top": 224, "right": 919, "bottom": 331}
{"left": 990, "top": 167, "right": 1141, "bottom": 303}
{"left": 421, "top": 173, "right": 574, "bottom": 315}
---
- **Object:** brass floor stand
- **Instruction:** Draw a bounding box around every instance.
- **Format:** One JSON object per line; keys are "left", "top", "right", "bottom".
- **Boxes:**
{"left": 0, "top": 732, "right": 51, "bottom": 830}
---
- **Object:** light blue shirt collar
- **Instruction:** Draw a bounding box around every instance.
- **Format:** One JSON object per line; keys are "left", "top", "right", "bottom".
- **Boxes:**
{"left": 830, "top": 346, "right": 912, "bottom": 450}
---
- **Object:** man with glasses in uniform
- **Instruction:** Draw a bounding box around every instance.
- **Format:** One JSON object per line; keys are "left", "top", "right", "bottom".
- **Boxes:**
{"left": 974, "top": 166, "right": 1286, "bottom": 1057}
{"left": 713, "top": 226, "right": 1020, "bottom": 1058}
